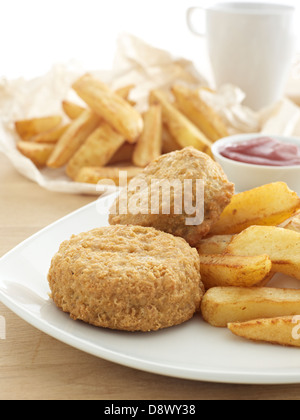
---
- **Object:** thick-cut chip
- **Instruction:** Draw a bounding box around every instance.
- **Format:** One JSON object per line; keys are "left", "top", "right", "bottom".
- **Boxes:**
{"left": 17, "top": 141, "right": 55, "bottom": 168}
{"left": 15, "top": 116, "right": 62, "bottom": 141}
{"left": 172, "top": 85, "right": 229, "bottom": 142}
{"left": 149, "top": 89, "right": 213, "bottom": 156}
{"left": 162, "top": 125, "right": 181, "bottom": 154}
{"left": 115, "top": 84, "right": 136, "bottom": 106}
{"left": 75, "top": 166, "right": 143, "bottom": 186}
{"left": 115, "top": 84, "right": 135, "bottom": 101}
{"left": 199, "top": 254, "right": 272, "bottom": 290}
{"left": 62, "top": 86, "right": 135, "bottom": 121}
{"left": 279, "top": 210, "right": 300, "bottom": 233}
{"left": 198, "top": 212, "right": 300, "bottom": 255}
{"left": 228, "top": 317, "right": 300, "bottom": 348}
{"left": 108, "top": 142, "right": 135, "bottom": 165}
{"left": 197, "top": 235, "right": 233, "bottom": 255}
{"left": 31, "top": 124, "right": 70, "bottom": 144}
{"left": 72, "top": 74, "right": 143, "bottom": 143}
{"left": 201, "top": 287, "right": 300, "bottom": 328}
{"left": 62, "top": 101, "right": 86, "bottom": 120}
{"left": 133, "top": 104, "right": 162, "bottom": 167}
{"left": 47, "top": 110, "right": 100, "bottom": 168}
{"left": 66, "top": 123, "right": 126, "bottom": 180}
{"left": 226, "top": 225, "right": 300, "bottom": 280}
{"left": 210, "top": 182, "right": 300, "bottom": 235}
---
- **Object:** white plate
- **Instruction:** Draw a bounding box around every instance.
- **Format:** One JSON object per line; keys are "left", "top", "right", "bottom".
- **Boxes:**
{"left": 1, "top": 193, "right": 300, "bottom": 385}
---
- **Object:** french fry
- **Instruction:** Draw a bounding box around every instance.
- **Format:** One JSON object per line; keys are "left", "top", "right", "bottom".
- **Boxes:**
{"left": 108, "top": 142, "right": 135, "bottom": 165}
{"left": 75, "top": 166, "right": 143, "bottom": 185}
{"left": 196, "top": 86, "right": 217, "bottom": 95}
{"left": 62, "top": 101, "right": 86, "bottom": 120}
{"left": 198, "top": 211, "right": 300, "bottom": 256}
{"left": 31, "top": 124, "right": 71, "bottom": 144}
{"left": 47, "top": 110, "right": 100, "bottom": 168}
{"left": 210, "top": 182, "right": 300, "bottom": 235}
{"left": 172, "top": 85, "right": 229, "bottom": 142}
{"left": 149, "top": 89, "right": 213, "bottom": 155}
{"left": 198, "top": 254, "right": 272, "bottom": 290}
{"left": 72, "top": 74, "right": 143, "bottom": 143}
{"left": 197, "top": 235, "right": 233, "bottom": 255}
{"left": 115, "top": 84, "right": 136, "bottom": 106}
{"left": 62, "top": 85, "right": 135, "bottom": 121}
{"left": 115, "top": 85, "right": 136, "bottom": 106}
{"left": 15, "top": 116, "right": 62, "bottom": 141}
{"left": 66, "top": 123, "right": 126, "bottom": 180}
{"left": 279, "top": 210, "right": 300, "bottom": 233}
{"left": 115, "top": 84, "right": 135, "bottom": 101}
{"left": 228, "top": 317, "right": 300, "bottom": 348}
{"left": 226, "top": 225, "right": 300, "bottom": 280}
{"left": 17, "top": 141, "right": 55, "bottom": 168}
{"left": 201, "top": 287, "right": 300, "bottom": 328}
{"left": 133, "top": 104, "right": 162, "bottom": 167}
{"left": 162, "top": 125, "right": 181, "bottom": 154}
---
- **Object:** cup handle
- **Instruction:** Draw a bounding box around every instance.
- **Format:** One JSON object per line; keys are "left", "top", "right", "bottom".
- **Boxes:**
{"left": 186, "top": 7, "right": 206, "bottom": 37}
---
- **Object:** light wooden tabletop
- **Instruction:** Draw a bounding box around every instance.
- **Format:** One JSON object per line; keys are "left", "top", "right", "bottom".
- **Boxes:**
{"left": 1, "top": 153, "right": 300, "bottom": 401}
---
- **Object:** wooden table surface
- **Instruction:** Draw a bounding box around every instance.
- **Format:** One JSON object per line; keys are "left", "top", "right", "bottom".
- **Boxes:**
{"left": 1, "top": 153, "right": 300, "bottom": 401}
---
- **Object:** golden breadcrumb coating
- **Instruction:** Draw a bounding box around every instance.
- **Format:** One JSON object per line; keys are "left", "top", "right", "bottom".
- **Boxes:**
{"left": 109, "top": 147, "right": 235, "bottom": 246}
{"left": 48, "top": 225, "right": 204, "bottom": 332}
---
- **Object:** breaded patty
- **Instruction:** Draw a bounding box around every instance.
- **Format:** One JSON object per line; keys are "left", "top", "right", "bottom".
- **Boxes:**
{"left": 48, "top": 225, "right": 204, "bottom": 332}
{"left": 109, "top": 147, "right": 235, "bottom": 246}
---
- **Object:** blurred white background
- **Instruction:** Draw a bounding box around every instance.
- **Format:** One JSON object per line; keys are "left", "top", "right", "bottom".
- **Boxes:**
{"left": 0, "top": 0, "right": 299, "bottom": 80}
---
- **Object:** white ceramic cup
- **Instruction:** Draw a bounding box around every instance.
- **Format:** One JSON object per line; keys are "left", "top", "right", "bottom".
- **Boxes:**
{"left": 187, "top": 2, "right": 296, "bottom": 111}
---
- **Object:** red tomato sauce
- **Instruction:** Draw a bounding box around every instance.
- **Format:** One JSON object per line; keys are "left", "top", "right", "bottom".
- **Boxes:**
{"left": 219, "top": 137, "right": 300, "bottom": 167}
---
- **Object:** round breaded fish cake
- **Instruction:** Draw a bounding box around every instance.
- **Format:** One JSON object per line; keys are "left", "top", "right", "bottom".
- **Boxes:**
{"left": 48, "top": 225, "right": 204, "bottom": 332}
{"left": 109, "top": 147, "right": 235, "bottom": 247}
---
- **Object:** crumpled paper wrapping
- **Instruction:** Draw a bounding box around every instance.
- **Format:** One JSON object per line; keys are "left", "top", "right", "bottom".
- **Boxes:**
{"left": 0, "top": 33, "right": 300, "bottom": 195}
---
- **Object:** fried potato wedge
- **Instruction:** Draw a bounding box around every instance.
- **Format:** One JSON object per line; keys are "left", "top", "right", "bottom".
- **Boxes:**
{"left": 199, "top": 254, "right": 272, "bottom": 290}
{"left": 62, "top": 101, "right": 86, "bottom": 120}
{"left": 279, "top": 210, "right": 300, "bottom": 233}
{"left": 66, "top": 123, "right": 126, "bottom": 180}
{"left": 72, "top": 74, "right": 143, "bottom": 143}
{"left": 210, "top": 182, "right": 300, "bottom": 235}
{"left": 228, "top": 316, "right": 300, "bottom": 348}
{"left": 226, "top": 225, "right": 300, "bottom": 280}
{"left": 115, "top": 84, "right": 135, "bottom": 101}
{"left": 197, "top": 235, "right": 233, "bottom": 255}
{"left": 149, "top": 89, "right": 213, "bottom": 155}
{"left": 17, "top": 141, "right": 55, "bottom": 168}
{"left": 201, "top": 287, "right": 300, "bottom": 328}
{"left": 15, "top": 116, "right": 62, "bottom": 141}
{"left": 47, "top": 110, "right": 100, "bottom": 168}
{"left": 108, "top": 142, "right": 135, "bottom": 165}
{"left": 162, "top": 125, "right": 181, "bottom": 154}
{"left": 75, "top": 166, "right": 143, "bottom": 185}
{"left": 172, "top": 85, "right": 229, "bottom": 142}
{"left": 115, "top": 84, "right": 136, "bottom": 106}
{"left": 62, "top": 85, "right": 135, "bottom": 121}
{"left": 133, "top": 104, "right": 162, "bottom": 167}
{"left": 197, "top": 213, "right": 300, "bottom": 255}
{"left": 31, "top": 124, "right": 70, "bottom": 144}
